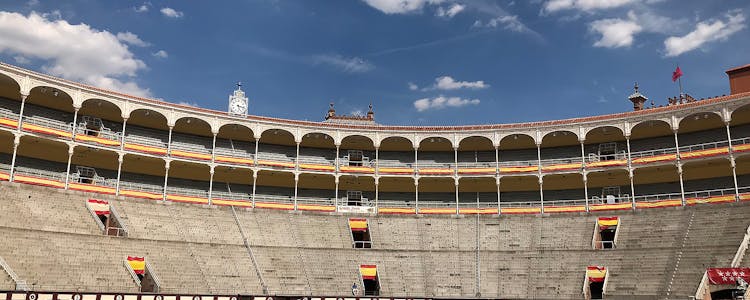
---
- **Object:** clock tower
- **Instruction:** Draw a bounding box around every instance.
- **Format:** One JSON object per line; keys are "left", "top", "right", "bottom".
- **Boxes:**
{"left": 228, "top": 82, "right": 248, "bottom": 116}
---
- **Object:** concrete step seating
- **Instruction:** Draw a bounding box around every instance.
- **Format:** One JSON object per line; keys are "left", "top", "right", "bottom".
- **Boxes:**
{"left": 0, "top": 184, "right": 100, "bottom": 235}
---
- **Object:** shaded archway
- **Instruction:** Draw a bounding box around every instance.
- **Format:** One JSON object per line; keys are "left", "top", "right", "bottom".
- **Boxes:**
{"left": 69, "top": 145, "right": 119, "bottom": 186}
{"left": 254, "top": 170, "right": 295, "bottom": 203}
{"left": 379, "top": 136, "right": 415, "bottom": 172}
{"left": 498, "top": 134, "right": 536, "bottom": 169}
{"left": 629, "top": 120, "right": 674, "bottom": 155}
{"left": 541, "top": 173, "right": 584, "bottom": 202}
{"left": 171, "top": 117, "right": 213, "bottom": 159}
{"left": 587, "top": 169, "right": 630, "bottom": 204}
{"left": 678, "top": 112, "right": 724, "bottom": 147}
{"left": 498, "top": 175, "right": 539, "bottom": 203}
{"left": 212, "top": 165, "right": 253, "bottom": 201}
{"left": 585, "top": 126, "right": 627, "bottom": 163}
{"left": 340, "top": 175, "right": 376, "bottom": 206}
{"left": 119, "top": 154, "right": 166, "bottom": 197}
{"left": 540, "top": 131, "right": 580, "bottom": 170}
{"left": 0, "top": 130, "right": 14, "bottom": 174}
{"left": 77, "top": 99, "right": 124, "bottom": 145}
{"left": 215, "top": 124, "right": 256, "bottom": 165}
{"left": 299, "top": 132, "right": 336, "bottom": 171}
{"left": 418, "top": 137, "right": 453, "bottom": 174}
{"left": 682, "top": 159, "right": 734, "bottom": 193}
{"left": 21, "top": 86, "right": 75, "bottom": 135}
{"left": 166, "top": 160, "right": 211, "bottom": 200}
{"left": 13, "top": 135, "right": 69, "bottom": 182}
{"left": 378, "top": 176, "right": 416, "bottom": 207}
{"left": 458, "top": 136, "right": 495, "bottom": 171}
{"left": 257, "top": 129, "right": 296, "bottom": 169}
{"left": 458, "top": 177, "right": 496, "bottom": 206}
{"left": 125, "top": 109, "right": 170, "bottom": 151}
{"left": 298, "top": 173, "right": 335, "bottom": 205}
{"left": 340, "top": 135, "right": 375, "bottom": 170}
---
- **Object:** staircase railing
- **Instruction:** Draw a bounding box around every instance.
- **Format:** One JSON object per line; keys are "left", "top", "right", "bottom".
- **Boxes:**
{"left": 0, "top": 255, "right": 27, "bottom": 291}
{"left": 230, "top": 206, "right": 269, "bottom": 294}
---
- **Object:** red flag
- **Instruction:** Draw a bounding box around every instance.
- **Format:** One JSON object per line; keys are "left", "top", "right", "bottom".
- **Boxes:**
{"left": 672, "top": 66, "right": 683, "bottom": 82}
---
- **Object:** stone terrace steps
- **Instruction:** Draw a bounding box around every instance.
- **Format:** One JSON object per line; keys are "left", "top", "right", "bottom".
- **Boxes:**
{"left": 0, "top": 184, "right": 100, "bottom": 235}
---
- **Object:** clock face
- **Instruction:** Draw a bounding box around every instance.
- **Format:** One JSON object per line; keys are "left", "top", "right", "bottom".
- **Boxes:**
{"left": 230, "top": 99, "right": 247, "bottom": 114}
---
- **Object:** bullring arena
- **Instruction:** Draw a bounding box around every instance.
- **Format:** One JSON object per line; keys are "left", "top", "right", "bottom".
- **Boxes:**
{"left": 1, "top": 61, "right": 750, "bottom": 299}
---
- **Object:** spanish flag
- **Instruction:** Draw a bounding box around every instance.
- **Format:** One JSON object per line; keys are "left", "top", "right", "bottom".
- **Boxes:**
{"left": 597, "top": 217, "right": 619, "bottom": 230}
{"left": 360, "top": 264, "right": 377, "bottom": 280}
{"left": 88, "top": 199, "right": 110, "bottom": 215}
{"left": 587, "top": 266, "right": 607, "bottom": 282}
{"left": 349, "top": 218, "right": 368, "bottom": 232}
{"left": 127, "top": 256, "right": 145, "bottom": 275}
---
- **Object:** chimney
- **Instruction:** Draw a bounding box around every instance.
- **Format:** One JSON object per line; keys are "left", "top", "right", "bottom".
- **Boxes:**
{"left": 727, "top": 64, "right": 750, "bottom": 95}
{"left": 628, "top": 82, "right": 648, "bottom": 111}
{"left": 367, "top": 103, "right": 374, "bottom": 120}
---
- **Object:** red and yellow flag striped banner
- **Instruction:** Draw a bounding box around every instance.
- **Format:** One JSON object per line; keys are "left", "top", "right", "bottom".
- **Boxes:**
{"left": 597, "top": 217, "right": 619, "bottom": 230}
{"left": 349, "top": 218, "right": 368, "bottom": 232}
{"left": 127, "top": 256, "right": 145, "bottom": 275}
{"left": 360, "top": 264, "right": 377, "bottom": 280}
{"left": 587, "top": 266, "right": 606, "bottom": 282}
{"left": 0, "top": 117, "right": 19, "bottom": 128}
{"left": 88, "top": 199, "right": 110, "bottom": 215}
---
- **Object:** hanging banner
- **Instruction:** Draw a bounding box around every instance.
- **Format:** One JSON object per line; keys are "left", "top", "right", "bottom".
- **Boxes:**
{"left": 707, "top": 268, "right": 750, "bottom": 285}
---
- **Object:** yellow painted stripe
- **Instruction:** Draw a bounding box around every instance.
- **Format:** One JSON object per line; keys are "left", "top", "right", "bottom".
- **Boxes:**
{"left": 75, "top": 135, "right": 120, "bottom": 146}
{"left": 632, "top": 153, "right": 676, "bottom": 164}
{"left": 297, "top": 204, "right": 336, "bottom": 212}
{"left": 499, "top": 166, "right": 539, "bottom": 173}
{"left": 254, "top": 202, "right": 295, "bottom": 210}
{"left": 22, "top": 124, "right": 72, "bottom": 137}
{"left": 120, "top": 189, "right": 163, "bottom": 200}
{"left": 0, "top": 118, "right": 18, "bottom": 128}
{"left": 257, "top": 160, "right": 296, "bottom": 168}
{"left": 378, "top": 168, "right": 414, "bottom": 174}
{"left": 166, "top": 194, "right": 209, "bottom": 204}
{"left": 214, "top": 156, "right": 254, "bottom": 165}
{"left": 544, "top": 205, "right": 587, "bottom": 213}
{"left": 597, "top": 219, "right": 619, "bottom": 226}
{"left": 340, "top": 166, "right": 375, "bottom": 173}
{"left": 378, "top": 207, "right": 416, "bottom": 214}
{"left": 211, "top": 199, "right": 253, "bottom": 207}
{"left": 458, "top": 168, "right": 496, "bottom": 174}
{"left": 458, "top": 207, "right": 498, "bottom": 214}
{"left": 349, "top": 219, "right": 368, "bottom": 229}
{"left": 589, "top": 202, "right": 632, "bottom": 211}
{"left": 734, "top": 144, "right": 750, "bottom": 152}
{"left": 542, "top": 163, "right": 582, "bottom": 172}
{"left": 299, "top": 164, "right": 336, "bottom": 171}
{"left": 0, "top": 172, "right": 9, "bottom": 181}
{"left": 686, "top": 195, "right": 735, "bottom": 205}
{"left": 171, "top": 150, "right": 212, "bottom": 160}
{"left": 14, "top": 175, "right": 65, "bottom": 188}
{"left": 68, "top": 183, "right": 116, "bottom": 194}
{"left": 635, "top": 199, "right": 682, "bottom": 209}
{"left": 360, "top": 266, "right": 377, "bottom": 277}
{"left": 500, "top": 207, "right": 541, "bottom": 214}
{"left": 124, "top": 143, "right": 168, "bottom": 155}
{"left": 419, "top": 207, "right": 456, "bottom": 214}
{"left": 419, "top": 168, "right": 454, "bottom": 174}
{"left": 586, "top": 160, "right": 627, "bottom": 168}
{"left": 680, "top": 147, "right": 729, "bottom": 159}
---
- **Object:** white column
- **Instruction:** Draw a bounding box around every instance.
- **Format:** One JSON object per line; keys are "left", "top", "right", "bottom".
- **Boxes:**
{"left": 64, "top": 145, "right": 74, "bottom": 189}
{"left": 536, "top": 143, "right": 543, "bottom": 214}
{"left": 295, "top": 142, "right": 301, "bottom": 171}
{"left": 208, "top": 166, "right": 215, "bottom": 205}
{"left": 162, "top": 160, "right": 170, "bottom": 202}
{"left": 251, "top": 170, "right": 257, "bottom": 208}
{"left": 16, "top": 94, "right": 27, "bottom": 132}
{"left": 496, "top": 176, "right": 501, "bottom": 216}
{"left": 334, "top": 176, "right": 339, "bottom": 211}
{"left": 166, "top": 126, "right": 174, "bottom": 156}
{"left": 70, "top": 107, "right": 79, "bottom": 139}
{"left": 674, "top": 130, "right": 686, "bottom": 206}
{"left": 293, "top": 173, "right": 299, "bottom": 211}
{"left": 414, "top": 146, "right": 419, "bottom": 175}
{"left": 335, "top": 145, "right": 341, "bottom": 173}
{"left": 726, "top": 123, "right": 740, "bottom": 201}
{"left": 115, "top": 154, "right": 123, "bottom": 196}
{"left": 253, "top": 138, "right": 260, "bottom": 166}
{"left": 495, "top": 146, "right": 500, "bottom": 175}
{"left": 374, "top": 147, "right": 380, "bottom": 176}
{"left": 9, "top": 135, "right": 20, "bottom": 182}
{"left": 374, "top": 177, "right": 379, "bottom": 212}
{"left": 581, "top": 141, "right": 588, "bottom": 212}
{"left": 120, "top": 118, "right": 128, "bottom": 151}
{"left": 211, "top": 133, "right": 217, "bottom": 162}
{"left": 414, "top": 177, "right": 419, "bottom": 214}
{"left": 454, "top": 146, "right": 459, "bottom": 176}
{"left": 626, "top": 136, "right": 636, "bottom": 210}
{"left": 455, "top": 178, "right": 460, "bottom": 215}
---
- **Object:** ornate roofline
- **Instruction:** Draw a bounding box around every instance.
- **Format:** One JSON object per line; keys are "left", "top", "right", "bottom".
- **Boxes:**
{"left": 1, "top": 61, "right": 749, "bottom": 134}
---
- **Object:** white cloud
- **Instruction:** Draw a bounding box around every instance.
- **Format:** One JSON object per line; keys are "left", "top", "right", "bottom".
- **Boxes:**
{"left": 436, "top": 4, "right": 465, "bottom": 18}
{"left": 475, "top": 15, "right": 527, "bottom": 32}
{"left": 152, "top": 50, "right": 168, "bottom": 58}
{"left": 362, "top": 0, "right": 445, "bottom": 14}
{"left": 664, "top": 10, "right": 746, "bottom": 57}
{"left": 134, "top": 2, "right": 150, "bottom": 13}
{"left": 177, "top": 101, "right": 199, "bottom": 107}
{"left": 311, "top": 54, "right": 374, "bottom": 73}
{"left": 430, "top": 76, "right": 488, "bottom": 90}
{"left": 0, "top": 11, "right": 150, "bottom": 96}
{"left": 116, "top": 32, "right": 149, "bottom": 47}
{"left": 542, "top": 0, "right": 636, "bottom": 14}
{"left": 414, "top": 95, "right": 480, "bottom": 112}
{"left": 160, "top": 7, "right": 183, "bottom": 18}
{"left": 13, "top": 56, "right": 30, "bottom": 64}
{"left": 589, "top": 11, "right": 642, "bottom": 48}
{"left": 408, "top": 82, "right": 419, "bottom": 90}
{"left": 26, "top": 0, "right": 39, "bottom": 7}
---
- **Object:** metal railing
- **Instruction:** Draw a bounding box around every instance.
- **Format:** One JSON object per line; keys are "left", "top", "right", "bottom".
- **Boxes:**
{"left": 124, "top": 134, "right": 168, "bottom": 148}
{"left": 352, "top": 241, "right": 373, "bottom": 248}
{"left": 22, "top": 116, "right": 73, "bottom": 133}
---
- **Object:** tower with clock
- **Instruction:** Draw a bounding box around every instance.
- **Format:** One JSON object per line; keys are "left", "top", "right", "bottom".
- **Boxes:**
{"left": 228, "top": 82, "right": 248, "bottom": 116}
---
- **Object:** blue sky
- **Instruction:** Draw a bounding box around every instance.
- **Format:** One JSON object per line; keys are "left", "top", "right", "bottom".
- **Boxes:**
{"left": 0, "top": 0, "right": 748, "bottom": 126}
